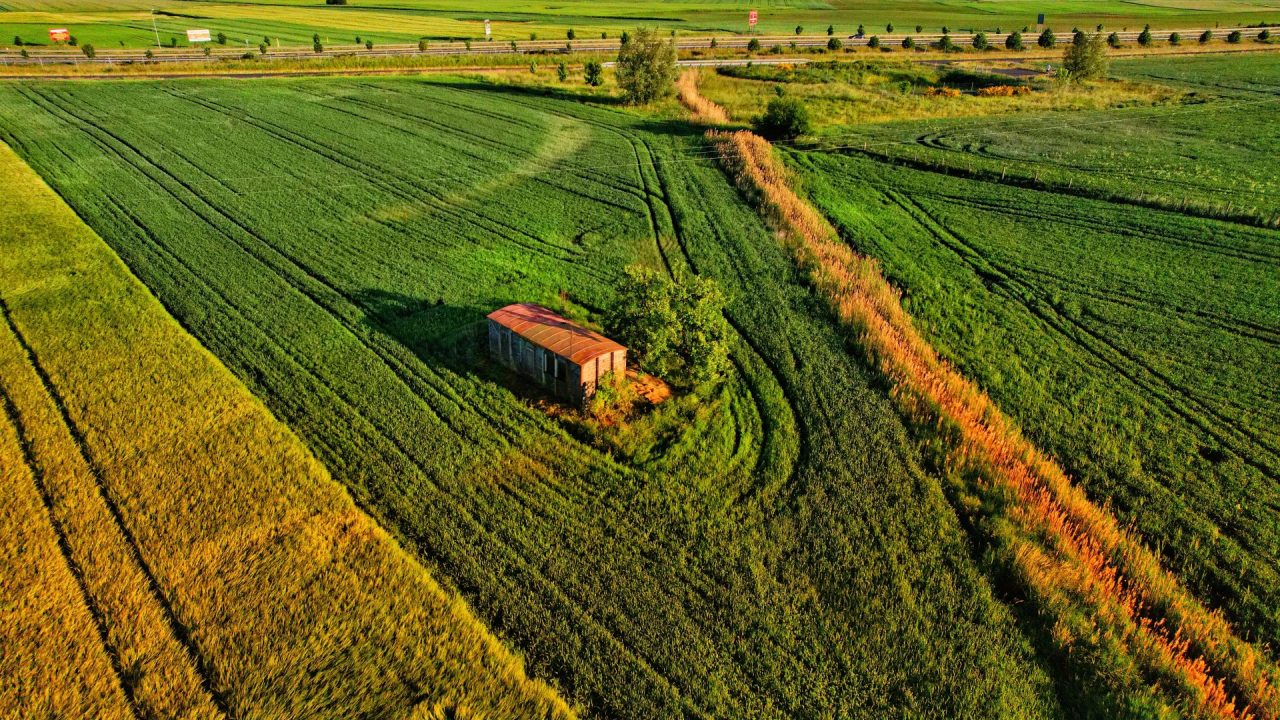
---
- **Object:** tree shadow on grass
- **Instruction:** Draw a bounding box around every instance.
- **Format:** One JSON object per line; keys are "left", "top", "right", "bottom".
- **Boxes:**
{"left": 353, "top": 287, "right": 589, "bottom": 410}
{"left": 354, "top": 288, "right": 492, "bottom": 372}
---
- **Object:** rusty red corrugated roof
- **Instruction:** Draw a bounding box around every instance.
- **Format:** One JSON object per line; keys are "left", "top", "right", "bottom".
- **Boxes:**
{"left": 487, "top": 303, "right": 625, "bottom": 366}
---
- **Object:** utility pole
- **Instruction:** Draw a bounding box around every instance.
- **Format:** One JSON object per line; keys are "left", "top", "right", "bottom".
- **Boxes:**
{"left": 151, "top": 8, "right": 161, "bottom": 48}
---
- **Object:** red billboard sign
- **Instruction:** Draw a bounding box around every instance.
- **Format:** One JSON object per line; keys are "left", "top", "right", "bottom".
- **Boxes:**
{"left": 748, "top": 10, "right": 758, "bottom": 26}
{"left": 49, "top": 28, "right": 70, "bottom": 42}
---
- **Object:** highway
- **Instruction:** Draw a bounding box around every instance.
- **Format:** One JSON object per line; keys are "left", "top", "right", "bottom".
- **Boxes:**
{"left": 0, "top": 27, "right": 1271, "bottom": 66}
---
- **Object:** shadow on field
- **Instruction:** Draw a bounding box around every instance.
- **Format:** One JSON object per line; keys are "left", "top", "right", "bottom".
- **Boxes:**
{"left": 355, "top": 287, "right": 612, "bottom": 412}
{"left": 355, "top": 288, "right": 492, "bottom": 372}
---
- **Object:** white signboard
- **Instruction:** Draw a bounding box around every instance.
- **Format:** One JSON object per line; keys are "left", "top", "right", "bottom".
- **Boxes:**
{"left": 484, "top": 19, "right": 491, "bottom": 39}
{"left": 186, "top": 28, "right": 212, "bottom": 43}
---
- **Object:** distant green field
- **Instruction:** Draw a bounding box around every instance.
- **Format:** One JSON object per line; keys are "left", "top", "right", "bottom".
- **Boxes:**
{"left": 2, "top": 0, "right": 1277, "bottom": 48}
{"left": 832, "top": 53, "right": 1280, "bottom": 225}
{"left": 0, "top": 77, "right": 1078, "bottom": 718}
{"left": 793, "top": 52, "right": 1280, "bottom": 652}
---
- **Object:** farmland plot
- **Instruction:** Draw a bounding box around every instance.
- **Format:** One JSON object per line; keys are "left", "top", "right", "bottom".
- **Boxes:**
{"left": 793, "top": 149, "right": 1280, "bottom": 654}
{"left": 4, "top": 0, "right": 1278, "bottom": 48}
{"left": 834, "top": 53, "right": 1280, "bottom": 225}
{"left": 0, "top": 78, "right": 1069, "bottom": 717}
{"left": 0, "top": 137, "right": 571, "bottom": 720}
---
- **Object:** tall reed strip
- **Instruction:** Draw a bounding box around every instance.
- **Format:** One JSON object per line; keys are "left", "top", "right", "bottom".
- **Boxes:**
{"left": 676, "top": 69, "right": 730, "bottom": 125}
{"left": 703, "top": 116, "right": 1279, "bottom": 719}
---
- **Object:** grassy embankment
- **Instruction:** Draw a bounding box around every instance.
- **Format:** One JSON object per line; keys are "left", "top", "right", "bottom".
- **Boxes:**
{"left": 0, "top": 138, "right": 572, "bottom": 720}
{"left": 675, "top": 70, "right": 1280, "bottom": 719}
{"left": 692, "top": 42, "right": 1280, "bottom": 128}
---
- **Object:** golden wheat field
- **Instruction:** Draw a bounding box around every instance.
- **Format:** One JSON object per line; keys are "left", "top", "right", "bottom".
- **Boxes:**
{"left": 0, "top": 139, "right": 573, "bottom": 720}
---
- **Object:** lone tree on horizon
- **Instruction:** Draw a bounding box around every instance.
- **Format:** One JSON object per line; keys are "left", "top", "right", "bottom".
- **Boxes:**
{"left": 615, "top": 27, "right": 677, "bottom": 104}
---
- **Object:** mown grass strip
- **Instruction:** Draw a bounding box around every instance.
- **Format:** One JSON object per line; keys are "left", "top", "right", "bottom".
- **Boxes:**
{"left": 680, "top": 75, "right": 1280, "bottom": 716}
{"left": 0, "top": 138, "right": 574, "bottom": 720}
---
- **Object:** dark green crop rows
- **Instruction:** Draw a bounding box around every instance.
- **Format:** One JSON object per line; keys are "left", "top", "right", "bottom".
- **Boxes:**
{"left": 0, "top": 78, "right": 1073, "bottom": 718}
{"left": 830, "top": 53, "right": 1280, "bottom": 226}
{"left": 793, "top": 146, "right": 1280, "bottom": 654}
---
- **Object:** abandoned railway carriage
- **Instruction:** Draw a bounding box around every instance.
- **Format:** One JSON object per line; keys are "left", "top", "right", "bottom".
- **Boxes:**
{"left": 487, "top": 303, "right": 627, "bottom": 405}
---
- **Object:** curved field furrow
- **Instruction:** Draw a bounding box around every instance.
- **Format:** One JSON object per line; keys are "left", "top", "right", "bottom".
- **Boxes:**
{"left": 156, "top": 87, "right": 599, "bottom": 270}
{"left": 0, "top": 372, "right": 145, "bottom": 720}
{"left": 897, "top": 191, "right": 1280, "bottom": 471}
{"left": 797, "top": 145, "right": 1280, "bottom": 653}
{"left": 0, "top": 77, "right": 1065, "bottom": 720}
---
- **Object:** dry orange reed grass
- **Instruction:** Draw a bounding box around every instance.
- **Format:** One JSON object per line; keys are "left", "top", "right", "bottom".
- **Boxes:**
{"left": 977, "top": 84, "right": 1033, "bottom": 97}
{"left": 706, "top": 124, "right": 1280, "bottom": 720}
{"left": 676, "top": 69, "right": 730, "bottom": 125}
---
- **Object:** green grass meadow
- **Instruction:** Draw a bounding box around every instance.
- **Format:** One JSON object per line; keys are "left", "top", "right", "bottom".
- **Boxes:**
{"left": 2, "top": 39, "right": 1279, "bottom": 719}
{"left": 792, "top": 52, "right": 1280, "bottom": 652}
{"left": 0, "top": 76, "right": 1084, "bottom": 718}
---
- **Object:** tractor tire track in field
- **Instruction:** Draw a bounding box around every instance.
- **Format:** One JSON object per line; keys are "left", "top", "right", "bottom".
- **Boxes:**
{"left": 885, "top": 188, "right": 1280, "bottom": 486}
{"left": 893, "top": 190, "right": 1280, "bottom": 469}
{"left": 639, "top": 131, "right": 842, "bottom": 689}
{"left": 935, "top": 192, "right": 1280, "bottom": 266}
{"left": 921, "top": 126, "right": 1271, "bottom": 200}
{"left": 287, "top": 83, "right": 636, "bottom": 216}
{"left": 308, "top": 90, "right": 647, "bottom": 222}
{"left": 885, "top": 185, "right": 1280, "bottom": 346}
{"left": 24, "top": 84, "right": 756, "bottom": 719}
{"left": 630, "top": 137, "right": 676, "bottom": 276}
{"left": 0, "top": 345, "right": 143, "bottom": 720}
{"left": 151, "top": 85, "right": 591, "bottom": 269}
{"left": 634, "top": 130, "right": 804, "bottom": 515}
{"left": 644, "top": 135, "right": 804, "bottom": 510}
{"left": 1012, "top": 264, "right": 1280, "bottom": 349}
{"left": 0, "top": 298, "right": 232, "bottom": 720}
{"left": 162, "top": 87, "right": 597, "bottom": 275}
{"left": 260, "top": 84, "right": 628, "bottom": 247}
{"left": 851, "top": 145, "right": 1279, "bottom": 229}
{"left": 23, "top": 85, "right": 492, "bottom": 453}
{"left": 639, "top": 129, "right": 803, "bottom": 507}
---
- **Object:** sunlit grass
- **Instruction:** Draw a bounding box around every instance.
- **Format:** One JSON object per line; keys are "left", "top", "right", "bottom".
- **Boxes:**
{"left": 0, "top": 140, "right": 574, "bottom": 720}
